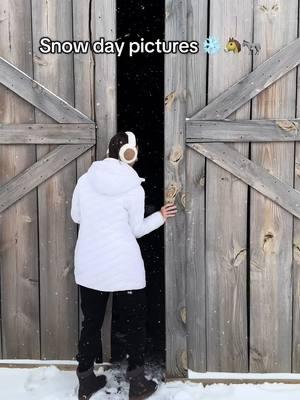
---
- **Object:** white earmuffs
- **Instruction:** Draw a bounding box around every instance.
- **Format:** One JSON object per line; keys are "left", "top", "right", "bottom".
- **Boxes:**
{"left": 118, "top": 131, "right": 138, "bottom": 164}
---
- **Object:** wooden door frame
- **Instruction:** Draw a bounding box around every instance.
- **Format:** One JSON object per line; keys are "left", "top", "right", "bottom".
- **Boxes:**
{"left": 0, "top": 56, "right": 96, "bottom": 213}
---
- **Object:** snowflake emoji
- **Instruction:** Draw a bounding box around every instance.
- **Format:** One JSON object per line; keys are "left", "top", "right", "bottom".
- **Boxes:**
{"left": 203, "top": 36, "right": 221, "bottom": 54}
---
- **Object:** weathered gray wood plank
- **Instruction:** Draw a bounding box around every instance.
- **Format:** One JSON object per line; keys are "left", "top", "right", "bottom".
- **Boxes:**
{"left": 191, "top": 38, "right": 300, "bottom": 120}
{"left": 31, "top": 0, "right": 79, "bottom": 360}
{"left": 186, "top": 120, "right": 300, "bottom": 142}
{"left": 293, "top": 1, "right": 300, "bottom": 372}
{"left": 0, "top": 124, "right": 95, "bottom": 143}
{"left": 186, "top": 0, "right": 207, "bottom": 118}
{"left": 185, "top": 0, "right": 207, "bottom": 373}
{"left": 249, "top": 0, "right": 297, "bottom": 373}
{"left": 293, "top": 146, "right": 300, "bottom": 367}
{"left": 0, "top": 57, "right": 93, "bottom": 124}
{"left": 91, "top": 0, "right": 116, "bottom": 363}
{"left": 165, "top": 0, "right": 188, "bottom": 378}
{"left": 189, "top": 142, "right": 300, "bottom": 219}
{"left": 73, "top": 0, "right": 97, "bottom": 361}
{"left": 205, "top": 0, "right": 250, "bottom": 372}
{"left": 0, "top": 0, "right": 40, "bottom": 359}
{"left": 92, "top": 0, "right": 116, "bottom": 158}
{"left": 0, "top": 144, "right": 92, "bottom": 213}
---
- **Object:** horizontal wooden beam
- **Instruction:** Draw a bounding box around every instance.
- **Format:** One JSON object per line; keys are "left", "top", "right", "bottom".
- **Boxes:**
{"left": 191, "top": 38, "right": 300, "bottom": 120}
{"left": 188, "top": 142, "right": 300, "bottom": 219}
{"left": 0, "top": 144, "right": 93, "bottom": 213}
{"left": 186, "top": 119, "right": 300, "bottom": 142}
{"left": 0, "top": 363, "right": 77, "bottom": 371}
{"left": 0, "top": 124, "right": 95, "bottom": 144}
{"left": 0, "top": 57, "right": 93, "bottom": 123}
{"left": 0, "top": 361, "right": 112, "bottom": 371}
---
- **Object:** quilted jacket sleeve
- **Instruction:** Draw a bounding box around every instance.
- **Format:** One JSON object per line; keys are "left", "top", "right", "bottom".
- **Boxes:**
{"left": 71, "top": 181, "right": 81, "bottom": 224}
{"left": 126, "top": 185, "right": 165, "bottom": 239}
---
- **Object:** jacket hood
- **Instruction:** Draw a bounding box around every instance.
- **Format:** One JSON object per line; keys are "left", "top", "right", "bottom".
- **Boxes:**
{"left": 85, "top": 158, "right": 145, "bottom": 196}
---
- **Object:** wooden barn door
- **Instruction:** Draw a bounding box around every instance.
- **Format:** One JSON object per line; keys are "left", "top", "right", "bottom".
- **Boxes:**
{"left": 185, "top": 36, "right": 300, "bottom": 375}
{"left": 165, "top": 0, "right": 300, "bottom": 377}
{"left": 0, "top": 55, "right": 95, "bottom": 361}
{"left": 0, "top": 0, "right": 116, "bottom": 362}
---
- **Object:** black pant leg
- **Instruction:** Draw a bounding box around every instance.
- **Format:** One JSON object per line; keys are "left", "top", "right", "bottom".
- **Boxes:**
{"left": 76, "top": 285, "right": 110, "bottom": 372}
{"left": 112, "top": 288, "right": 147, "bottom": 370}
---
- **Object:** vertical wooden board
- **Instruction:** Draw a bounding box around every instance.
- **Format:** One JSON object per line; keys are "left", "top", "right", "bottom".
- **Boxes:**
{"left": 250, "top": 0, "right": 298, "bottom": 372}
{"left": 31, "top": 0, "right": 78, "bottom": 359}
{"left": 186, "top": 0, "right": 207, "bottom": 118}
{"left": 91, "top": 0, "right": 116, "bottom": 363}
{"left": 73, "top": 0, "right": 95, "bottom": 177}
{"left": 72, "top": 0, "right": 96, "bottom": 359}
{"left": 165, "top": 0, "right": 187, "bottom": 378}
{"left": 185, "top": 146, "right": 206, "bottom": 372}
{"left": 293, "top": 1, "right": 300, "bottom": 372}
{"left": 0, "top": 0, "right": 40, "bottom": 359}
{"left": 205, "top": 0, "right": 252, "bottom": 372}
{"left": 92, "top": 0, "right": 116, "bottom": 159}
{"left": 101, "top": 294, "right": 113, "bottom": 362}
{"left": 185, "top": 0, "right": 208, "bottom": 372}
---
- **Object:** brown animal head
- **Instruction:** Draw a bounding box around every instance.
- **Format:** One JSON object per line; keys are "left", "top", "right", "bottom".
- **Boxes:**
{"left": 225, "top": 37, "right": 241, "bottom": 53}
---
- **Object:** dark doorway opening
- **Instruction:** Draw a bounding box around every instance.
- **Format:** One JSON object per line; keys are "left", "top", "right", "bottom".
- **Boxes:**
{"left": 112, "top": 1, "right": 165, "bottom": 367}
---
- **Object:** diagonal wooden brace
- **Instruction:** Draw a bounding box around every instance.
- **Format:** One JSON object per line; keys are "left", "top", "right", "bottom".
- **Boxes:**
{"left": 188, "top": 142, "right": 300, "bottom": 219}
{"left": 0, "top": 56, "right": 93, "bottom": 123}
{"left": 191, "top": 38, "right": 300, "bottom": 120}
{"left": 0, "top": 144, "right": 94, "bottom": 213}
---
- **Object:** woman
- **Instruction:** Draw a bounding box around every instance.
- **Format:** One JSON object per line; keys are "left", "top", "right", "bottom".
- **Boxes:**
{"left": 71, "top": 131, "right": 177, "bottom": 400}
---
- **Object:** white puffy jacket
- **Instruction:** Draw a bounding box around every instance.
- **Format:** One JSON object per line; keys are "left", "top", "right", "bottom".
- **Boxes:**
{"left": 70, "top": 157, "right": 165, "bottom": 291}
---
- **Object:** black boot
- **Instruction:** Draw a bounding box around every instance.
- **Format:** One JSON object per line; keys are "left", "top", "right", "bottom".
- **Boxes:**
{"left": 126, "top": 365, "right": 158, "bottom": 400}
{"left": 76, "top": 366, "right": 107, "bottom": 400}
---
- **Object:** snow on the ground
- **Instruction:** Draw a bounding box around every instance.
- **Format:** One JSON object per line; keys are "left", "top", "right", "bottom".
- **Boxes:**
{"left": 1, "top": 363, "right": 300, "bottom": 399}
{"left": 188, "top": 370, "right": 300, "bottom": 380}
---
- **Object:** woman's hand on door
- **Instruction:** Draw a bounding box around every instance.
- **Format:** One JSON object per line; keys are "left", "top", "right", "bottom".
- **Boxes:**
{"left": 160, "top": 203, "right": 177, "bottom": 221}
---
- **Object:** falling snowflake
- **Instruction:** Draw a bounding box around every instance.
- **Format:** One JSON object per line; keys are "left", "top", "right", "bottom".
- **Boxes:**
{"left": 203, "top": 36, "right": 221, "bottom": 54}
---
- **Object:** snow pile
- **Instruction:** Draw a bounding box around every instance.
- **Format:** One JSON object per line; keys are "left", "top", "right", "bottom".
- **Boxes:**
{"left": 188, "top": 370, "right": 300, "bottom": 380}
{"left": 1, "top": 364, "right": 300, "bottom": 399}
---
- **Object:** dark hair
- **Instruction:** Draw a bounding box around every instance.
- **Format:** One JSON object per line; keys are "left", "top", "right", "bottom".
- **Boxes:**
{"left": 108, "top": 131, "right": 138, "bottom": 160}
